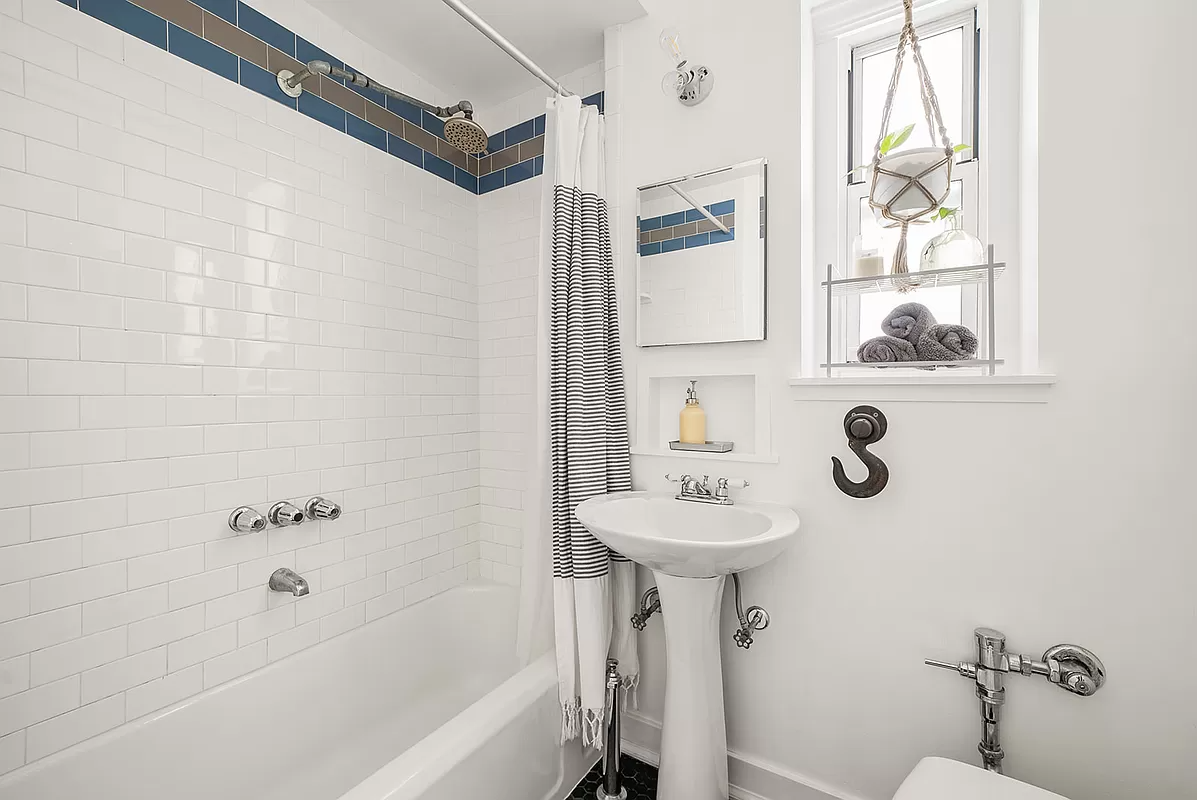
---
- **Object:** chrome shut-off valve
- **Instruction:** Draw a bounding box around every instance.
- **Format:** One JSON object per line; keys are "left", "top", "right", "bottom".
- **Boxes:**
{"left": 305, "top": 496, "right": 341, "bottom": 521}
{"left": 228, "top": 506, "right": 266, "bottom": 534}
{"left": 268, "top": 501, "right": 305, "bottom": 526}
{"left": 630, "top": 587, "right": 660, "bottom": 631}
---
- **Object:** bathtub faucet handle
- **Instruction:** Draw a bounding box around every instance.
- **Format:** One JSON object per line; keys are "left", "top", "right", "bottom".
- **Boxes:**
{"left": 305, "top": 496, "right": 342, "bottom": 521}
{"left": 228, "top": 506, "right": 267, "bottom": 534}
{"left": 268, "top": 501, "right": 305, "bottom": 526}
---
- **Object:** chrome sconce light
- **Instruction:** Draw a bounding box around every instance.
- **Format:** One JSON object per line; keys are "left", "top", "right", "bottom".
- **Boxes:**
{"left": 659, "top": 28, "right": 714, "bottom": 107}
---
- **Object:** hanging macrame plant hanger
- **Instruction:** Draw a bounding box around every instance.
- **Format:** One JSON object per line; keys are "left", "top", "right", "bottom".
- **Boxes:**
{"left": 868, "top": 0, "right": 956, "bottom": 280}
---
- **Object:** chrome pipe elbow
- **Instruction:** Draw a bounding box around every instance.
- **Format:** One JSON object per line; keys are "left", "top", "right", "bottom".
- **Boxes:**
{"left": 268, "top": 501, "right": 305, "bottom": 526}
{"left": 305, "top": 496, "right": 342, "bottom": 521}
{"left": 268, "top": 567, "right": 309, "bottom": 597}
{"left": 228, "top": 506, "right": 267, "bottom": 534}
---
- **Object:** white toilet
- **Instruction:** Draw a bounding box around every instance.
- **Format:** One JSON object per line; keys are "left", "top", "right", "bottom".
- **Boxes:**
{"left": 894, "top": 758, "right": 1070, "bottom": 800}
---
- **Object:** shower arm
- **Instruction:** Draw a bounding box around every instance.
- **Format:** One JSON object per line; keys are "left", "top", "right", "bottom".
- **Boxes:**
{"left": 279, "top": 60, "right": 474, "bottom": 119}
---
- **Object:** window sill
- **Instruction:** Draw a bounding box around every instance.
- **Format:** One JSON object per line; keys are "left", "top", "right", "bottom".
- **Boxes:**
{"left": 788, "top": 374, "right": 1056, "bottom": 403}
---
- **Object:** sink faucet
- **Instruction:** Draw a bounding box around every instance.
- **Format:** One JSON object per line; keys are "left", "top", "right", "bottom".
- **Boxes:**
{"left": 268, "top": 567, "right": 309, "bottom": 596}
{"left": 667, "top": 474, "right": 749, "bottom": 506}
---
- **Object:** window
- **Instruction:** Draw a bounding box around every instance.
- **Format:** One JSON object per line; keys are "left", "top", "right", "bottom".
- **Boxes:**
{"left": 843, "top": 9, "right": 980, "bottom": 352}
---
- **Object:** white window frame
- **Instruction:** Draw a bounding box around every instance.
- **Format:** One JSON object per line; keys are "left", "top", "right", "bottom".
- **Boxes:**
{"left": 801, "top": 0, "right": 1036, "bottom": 382}
{"left": 841, "top": 9, "right": 980, "bottom": 356}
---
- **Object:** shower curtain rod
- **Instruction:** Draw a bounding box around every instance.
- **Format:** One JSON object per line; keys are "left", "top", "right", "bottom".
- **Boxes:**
{"left": 438, "top": 0, "right": 575, "bottom": 97}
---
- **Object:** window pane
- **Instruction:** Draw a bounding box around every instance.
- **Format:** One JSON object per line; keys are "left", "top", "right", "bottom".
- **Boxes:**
{"left": 860, "top": 26, "right": 964, "bottom": 159}
{"left": 856, "top": 181, "right": 963, "bottom": 347}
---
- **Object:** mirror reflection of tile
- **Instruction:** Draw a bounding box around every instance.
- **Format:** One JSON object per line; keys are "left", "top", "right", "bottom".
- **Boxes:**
{"left": 637, "top": 200, "right": 736, "bottom": 256}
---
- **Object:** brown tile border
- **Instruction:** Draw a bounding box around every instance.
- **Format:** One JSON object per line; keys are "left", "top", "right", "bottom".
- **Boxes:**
{"left": 132, "top": 0, "right": 202, "bottom": 35}
{"left": 320, "top": 76, "right": 367, "bottom": 118}
{"left": 518, "top": 135, "right": 544, "bottom": 162}
{"left": 489, "top": 144, "right": 519, "bottom": 172}
{"left": 267, "top": 48, "right": 306, "bottom": 87}
{"left": 402, "top": 121, "right": 438, "bottom": 154}
{"left": 639, "top": 214, "right": 736, "bottom": 244}
{"left": 364, "top": 102, "right": 403, "bottom": 137}
{"left": 203, "top": 11, "right": 268, "bottom": 70}
{"left": 437, "top": 140, "right": 467, "bottom": 171}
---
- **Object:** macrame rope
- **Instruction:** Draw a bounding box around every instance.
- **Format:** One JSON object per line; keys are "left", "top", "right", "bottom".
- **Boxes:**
{"left": 869, "top": 0, "right": 955, "bottom": 282}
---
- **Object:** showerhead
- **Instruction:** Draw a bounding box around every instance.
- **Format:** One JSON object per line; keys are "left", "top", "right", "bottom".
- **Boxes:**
{"left": 444, "top": 113, "right": 489, "bottom": 155}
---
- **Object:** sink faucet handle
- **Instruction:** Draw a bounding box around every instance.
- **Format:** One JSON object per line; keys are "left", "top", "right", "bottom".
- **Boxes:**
{"left": 714, "top": 477, "right": 749, "bottom": 499}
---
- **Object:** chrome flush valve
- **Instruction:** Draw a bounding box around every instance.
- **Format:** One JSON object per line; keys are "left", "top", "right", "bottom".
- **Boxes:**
{"left": 925, "top": 627, "right": 1106, "bottom": 773}
{"left": 305, "top": 496, "right": 342, "bottom": 521}
{"left": 268, "top": 501, "right": 305, "bottom": 526}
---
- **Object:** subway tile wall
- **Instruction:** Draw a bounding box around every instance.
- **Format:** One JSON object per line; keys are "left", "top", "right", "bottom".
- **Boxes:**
{"left": 476, "top": 177, "right": 539, "bottom": 583}
{"left": 46, "top": 0, "right": 601, "bottom": 195}
{"left": 0, "top": 0, "right": 486, "bottom": 774}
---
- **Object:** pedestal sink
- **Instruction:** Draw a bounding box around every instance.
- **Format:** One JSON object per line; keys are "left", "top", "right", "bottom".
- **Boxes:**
{"left": 574, "top": 491, "right": 800, "bottom": 800}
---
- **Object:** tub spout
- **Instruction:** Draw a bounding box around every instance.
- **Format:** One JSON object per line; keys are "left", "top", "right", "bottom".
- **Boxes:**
{"left": 269, "top": 567, "right": 309, "bottom": 596}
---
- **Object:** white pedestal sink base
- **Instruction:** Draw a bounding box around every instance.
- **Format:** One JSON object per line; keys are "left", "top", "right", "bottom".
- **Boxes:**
{"left": 654, "top": 571, "right": 729, "bottom": 800}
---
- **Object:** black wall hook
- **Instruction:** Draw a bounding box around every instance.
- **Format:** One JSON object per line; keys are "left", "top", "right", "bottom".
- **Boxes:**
{"left": 831, "top": 405, "right": 889, "bottom": 498}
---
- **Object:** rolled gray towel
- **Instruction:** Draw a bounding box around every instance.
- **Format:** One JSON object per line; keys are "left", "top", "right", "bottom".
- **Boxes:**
{"left": 881, "top": 302, "right": 937, "bottom": 343}
{"left": 917, "top": 324, "right": 978, "bottom": 361}
{"left": 857, "top": 335, "right": 918, "bottom": 363}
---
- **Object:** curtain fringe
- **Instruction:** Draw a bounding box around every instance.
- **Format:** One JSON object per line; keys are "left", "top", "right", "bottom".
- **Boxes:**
{"left": 561, "top": 698, "right": 582, "bottom": 745}
{"left": 582, "top": 708, "right": 605, "bottom": 750}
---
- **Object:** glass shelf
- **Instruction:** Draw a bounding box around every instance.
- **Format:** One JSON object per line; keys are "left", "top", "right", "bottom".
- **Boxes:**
{"left": 822, "top": 260, "right": 1007, "bottom": 297}
{"left": 819, "top": 359, "right": 1005, "bottom": 370}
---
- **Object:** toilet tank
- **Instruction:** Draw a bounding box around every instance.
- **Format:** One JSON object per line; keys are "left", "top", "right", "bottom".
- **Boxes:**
{"left": 893, "top": 758, "right": 1072, "bottom": 800}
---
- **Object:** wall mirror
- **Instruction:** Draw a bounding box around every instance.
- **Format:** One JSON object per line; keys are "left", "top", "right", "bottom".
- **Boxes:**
{"left": 636, "top": 158, "right": 767, "bottom": 347}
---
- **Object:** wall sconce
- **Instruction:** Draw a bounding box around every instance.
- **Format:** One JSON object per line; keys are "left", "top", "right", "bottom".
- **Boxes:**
{"left": 659, "top": 28, "right": 714, "bottom": 107}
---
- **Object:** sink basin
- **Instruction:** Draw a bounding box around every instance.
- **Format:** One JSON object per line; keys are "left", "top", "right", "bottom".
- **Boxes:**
{"left": 574, "top": 491, "right": 800, "bottom": 578}
{"left": 575, "top": 490, "right": 801, "bottom": 800}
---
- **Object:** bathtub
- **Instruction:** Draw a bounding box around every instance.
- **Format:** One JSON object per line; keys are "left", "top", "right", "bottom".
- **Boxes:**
{"left": 0, "top": 583, "right": 583, "bottom": 800}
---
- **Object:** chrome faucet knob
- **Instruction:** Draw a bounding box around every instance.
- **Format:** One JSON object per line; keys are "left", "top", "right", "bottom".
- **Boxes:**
{"left": 304, "top": 496, "right": 342, "bottom": 521}
{"left": 228, "top": 506, "right": 266, "bottom": 534}
{"left": 268, "top": 501, "right": 305, "bottom": 526}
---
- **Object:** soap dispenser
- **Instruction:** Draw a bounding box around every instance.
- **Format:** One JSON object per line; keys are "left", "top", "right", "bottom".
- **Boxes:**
{"left": 679, "top": 380, "right": 706, "bottom": 444}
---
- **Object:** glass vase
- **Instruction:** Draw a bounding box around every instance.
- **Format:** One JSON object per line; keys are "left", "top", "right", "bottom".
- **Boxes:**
{"left": 919, "top": 210, "right": 985, "bottom": 272}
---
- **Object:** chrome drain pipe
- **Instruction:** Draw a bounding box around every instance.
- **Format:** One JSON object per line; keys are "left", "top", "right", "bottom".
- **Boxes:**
{"left": 596, "top": 658, "right": 627, "bottom": 800}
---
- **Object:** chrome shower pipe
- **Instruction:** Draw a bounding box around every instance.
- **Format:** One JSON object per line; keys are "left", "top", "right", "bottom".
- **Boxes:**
{"left": 437, "top": 0, "right": 573, "bottom": 96}
{"left": 279, "top": 60, "right": 475, "bottom": 119}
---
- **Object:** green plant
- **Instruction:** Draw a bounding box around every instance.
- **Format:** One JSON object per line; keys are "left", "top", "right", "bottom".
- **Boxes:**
{"left": 932, "top": 206, "right": 959, "bottom": 220}
{"left": 848, "top": 124, "right": 971, "bottom": 176}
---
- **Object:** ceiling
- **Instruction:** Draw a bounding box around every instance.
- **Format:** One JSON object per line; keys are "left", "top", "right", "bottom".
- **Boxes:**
{"left": 308, "top": 0, "right": 646, "bottom": 108}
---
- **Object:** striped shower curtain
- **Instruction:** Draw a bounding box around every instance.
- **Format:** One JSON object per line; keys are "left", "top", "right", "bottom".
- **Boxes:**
{"left": 546, "top": 96, "right": 637, "bottom": 747}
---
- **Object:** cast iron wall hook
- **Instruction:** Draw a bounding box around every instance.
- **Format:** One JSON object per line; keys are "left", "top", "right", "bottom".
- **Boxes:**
{"left": 831, "top": 405, "right": 889, "bottom": 498}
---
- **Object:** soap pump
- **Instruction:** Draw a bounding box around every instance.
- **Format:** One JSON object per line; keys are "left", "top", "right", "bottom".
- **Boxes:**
{"left": 679, "top": 380, "right": 707, "bottom": 445}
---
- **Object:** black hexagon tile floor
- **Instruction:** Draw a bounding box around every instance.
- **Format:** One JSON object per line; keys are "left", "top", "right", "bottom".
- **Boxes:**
{"left": 568, "top": 754, "right": 659, "bottom": 800}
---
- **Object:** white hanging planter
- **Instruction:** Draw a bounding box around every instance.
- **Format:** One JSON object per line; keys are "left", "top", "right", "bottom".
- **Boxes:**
{"left": 869, "top": 146, "right": 953, "bottom": 222}
{"left": 864, "top": 0, "right": 958, "bottom": 277}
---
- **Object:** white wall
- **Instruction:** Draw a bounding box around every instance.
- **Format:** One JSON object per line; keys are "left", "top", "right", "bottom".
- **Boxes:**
{"left": 610, "top": 1, "right": 1197, "bottom": 799}
{"left": 0, "top": 0, "right": 481, "bottom": 775}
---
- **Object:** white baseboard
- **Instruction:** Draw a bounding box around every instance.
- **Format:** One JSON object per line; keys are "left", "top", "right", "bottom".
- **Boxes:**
{"left": 620, "top": 711, "right": 867, "bottom": 800}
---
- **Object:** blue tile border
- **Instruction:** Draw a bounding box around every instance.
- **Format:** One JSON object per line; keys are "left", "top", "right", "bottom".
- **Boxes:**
{"left": 638, "top": 199, "right": 737, "bottom": 256}
{"left": 56, "top": 0, "right": 602, "bottom": 194}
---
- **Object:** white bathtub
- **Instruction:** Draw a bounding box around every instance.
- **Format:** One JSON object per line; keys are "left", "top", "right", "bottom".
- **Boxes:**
{"left": 0, "top": 583, "right": 578, "bottom": 800}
